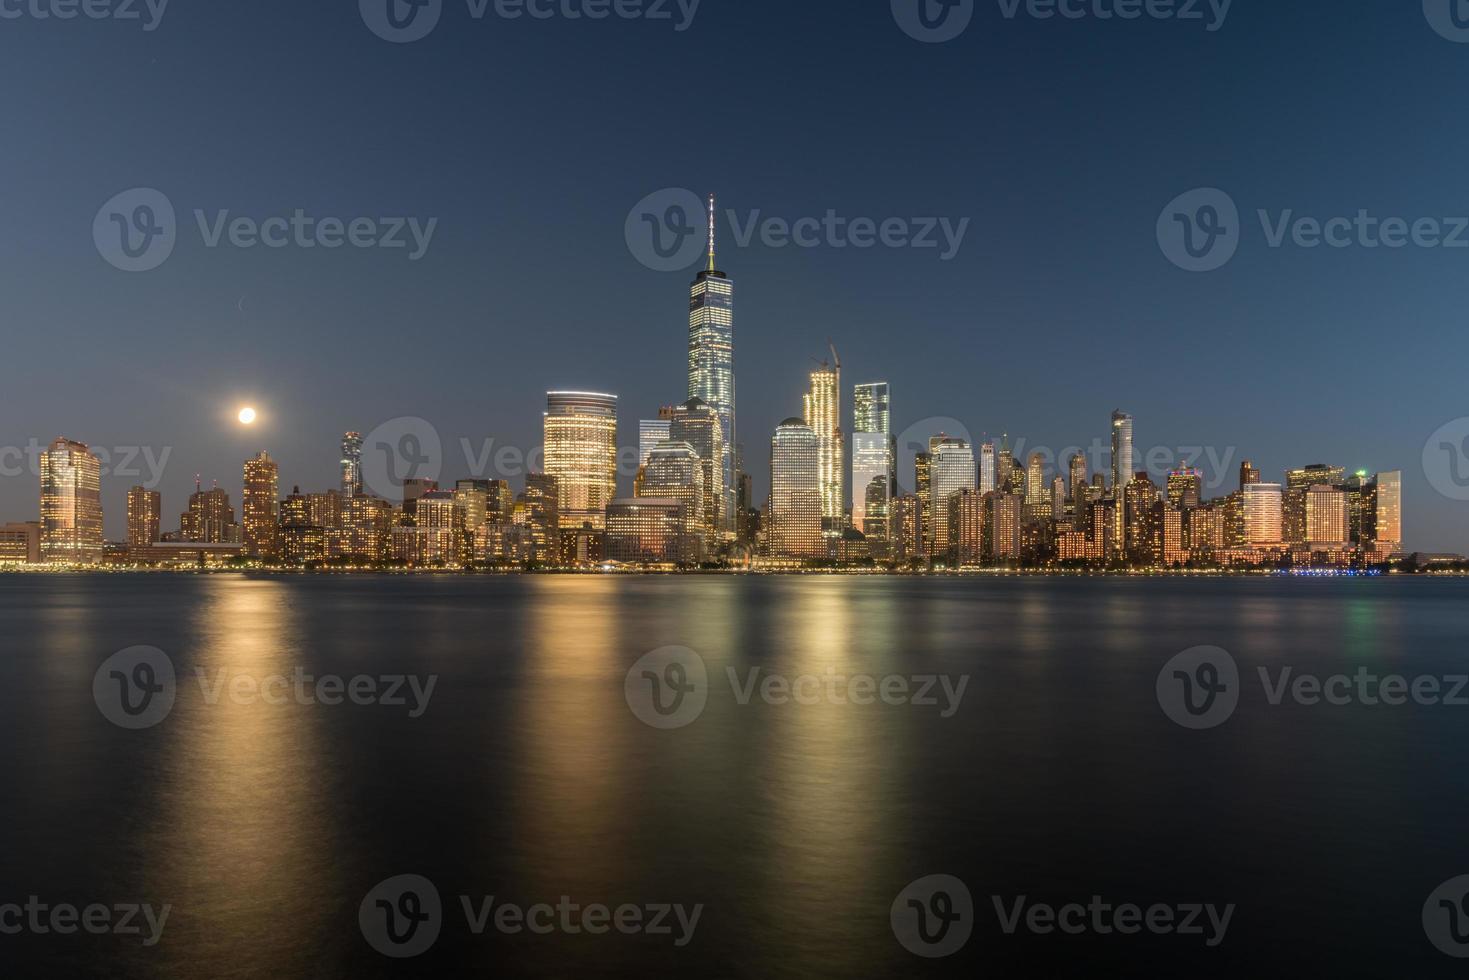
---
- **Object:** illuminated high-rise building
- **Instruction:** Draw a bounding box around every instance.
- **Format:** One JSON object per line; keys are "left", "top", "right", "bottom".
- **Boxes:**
{"left": 668, "top": 397, "right": 724, "bottom": 546}
{"left": 915, "top": 450, "right": 932, "bottom": 554}
{"left": 1283, "top": 465, "right": 1345, "bottom": 544}
{"left": 997, "top": 435, "right": 1017, "bottom": 494}
{"left": 891, "top": 494, "right": 921, "bottom": 561}
{"left": 1111, "top": 411, "right": 1134, "bottom": 554}
{"left": 544, "top": 390, "right": 618, "bottom": 529}
{"left": 1051, "top": 476, "right": 1067, "bottom": 524}
{"left": 638, "top": 411, "right": 675, "bottom": 469}
{"left": 39, "top": 438, "right": 103, "bottom": 564}
{"left": 979, "top": 441, "right": 997, "bottom": 494}
{"left": 181, "top": 480, "right": 235, "bottom": 543}
{"left": 1366, "top": 470, "right": 1402, "bottom": 555}
{"left": 688, "top": 194, "right": 735, "bottom": 536}
{"left": 126, "top": 486, "right": 161, "bottom": 548}
{"left": 948, "top": 488, "right": 984, "bottom": 563}
{"left": 638, "top": 440, "right": 706, "bottom": 543}
{"left": 986, "top": 492, "right": 1023, "bottom": 560}
{"left": 852, "top": 381, "right": 894, "bottom": 539}
{"left": 1240, "top": 459, "right": 1261, "bottom": 490}
{"left": 341, "top": 431, "right": 363, "bottom": 494}
{"left": 1069, "top": 454, "right": 1089, "bottom": 530}
{"left": 769, "top": 418, "right": 824, "bottom": 559}
{"left": 454, "top": 479, "right": 493, "bottom": 531}
{"left": 803, "top": 351, "right": 843, "bottom": 538}
{"left": 1243, "top": 483, "right": 1284, "bottom": 546}
{"left": 1304, "top": 484, "right": 1349, "bottom": 548}
{"left": 1167, "top": 468, "right": 1203, "bottom": 511}
{"left": 1110, "top": 411, "right": 1134, "bottom": 492}
{"left": 1124, "top": 472, "right": 1161, "bottom": 561}
{"left": 242, "top": 451, "right": 280, "bottom": 558}
{"left": 1025, "top": 453, "right": 1049, "bottom": 521}
{"left": 522, "top": 472, "right": 560, "bottom": 561}
{"left": 930, "top": 437, "right": 976, "bottom": 557}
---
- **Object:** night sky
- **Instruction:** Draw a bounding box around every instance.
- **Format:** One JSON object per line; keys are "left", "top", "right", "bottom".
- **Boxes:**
{"left": 3, "top": 0, "right": 1467, "bottom": 551}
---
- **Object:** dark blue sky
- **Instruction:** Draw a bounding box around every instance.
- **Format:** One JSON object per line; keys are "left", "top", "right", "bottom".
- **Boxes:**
{"left": 3, "top": 0, "right": 1468, "bottom": 550}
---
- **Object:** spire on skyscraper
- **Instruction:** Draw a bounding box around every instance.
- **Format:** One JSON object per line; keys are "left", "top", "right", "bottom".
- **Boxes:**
{"left": 707, "top": 192, "right": 716, "bottom": 272}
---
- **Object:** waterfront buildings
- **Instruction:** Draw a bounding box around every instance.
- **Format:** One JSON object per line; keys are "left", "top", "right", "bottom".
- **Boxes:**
{"left": 39, "top": 438, "right": 103, "bottom": 564}
{"left": 544, "top": 390, "right": 618, "bottom": 530}
{"left": 340, "top": 431, "right": 363, "bottom": 494}
{"left": 769, "top": 418, "right": 824, "bottom": 558}
{"left": 804, "top": 354, "right": 843, "bottom": 538}
{"left": 930, "top": 437, "right": 976, "bottom": 557}
{"left": 852, "top": 382, "right": 894, "bottom": 542}
{"left": 687, "top": 195, "right": 736, "bottom": 536}
{"left": 242, "top": 451, "right": 280, "bottom": 559}
{"left": 126, "top": 486, "right": 161, "bottom": 548}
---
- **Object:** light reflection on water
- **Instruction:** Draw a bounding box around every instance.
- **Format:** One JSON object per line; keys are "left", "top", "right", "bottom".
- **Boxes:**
{"left": 0, "top": 574, "right": 1467, "bottom": 976}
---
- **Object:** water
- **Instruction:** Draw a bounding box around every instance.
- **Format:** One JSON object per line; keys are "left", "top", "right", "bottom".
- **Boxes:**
{"left": 2, "top": 574, "right": 1468, "bottom": 977}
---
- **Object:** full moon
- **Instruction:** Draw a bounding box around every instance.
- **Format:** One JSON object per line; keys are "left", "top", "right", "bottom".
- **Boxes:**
{"left": 238, "top": 407, "right": 257, "bottom": 425}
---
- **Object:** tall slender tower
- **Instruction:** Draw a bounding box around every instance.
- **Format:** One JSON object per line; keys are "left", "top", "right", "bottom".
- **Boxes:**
{"left": 804, "top": 347, "right": 843, "bottom": 538}
{"left": 242, "top": 451, "right": 280, "bottom": 559}
{"left": 852, "top": 382, "right": 893, "bottom": 538}
{"left": 688, "top": 193, "right": 735, "bottom": 539}
{"left": 341, "top": 432, "right": 363, "bottom": 495}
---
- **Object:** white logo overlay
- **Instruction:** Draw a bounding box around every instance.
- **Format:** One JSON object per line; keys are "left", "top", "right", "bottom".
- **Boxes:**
{"left": 1425, "top": 0, "right": 1469, "bottom": 42}
{"left": 891, "top": 874, "right": 974, "bottom": 958}
{"left": 1425, "top": 875, "right": 1469, "bottom": 957}
{"left": 360, "top": 0, "right": 443, "bottom": 43}
{"left": 1157, "top": 187, "right": 1239, "bottom": 272}
{"left": 1156, "top": 646, "right": 1239, "bottom": 730}
{"left": 1424, "top": 418, "right": 1469, "bottom": 502}
{"left": 360, "top": 874, "right": 444, "bottom": 958}
{"left": 625, "top": 646, "right": 708, "bottom": 729}
{"left": 892, "top": 0, "right": 975, "bottom": 43}
{"left": 94, "top": 188, "right": 177, "bottom": 273}
{"left": 625, "top": 188, "right": 707, "bottom": 272}
{"left": 93, "top": 646, "right": 177, "bottom": 729}
{"left": 361, "top": 417, "right": 444, "bottom": 500}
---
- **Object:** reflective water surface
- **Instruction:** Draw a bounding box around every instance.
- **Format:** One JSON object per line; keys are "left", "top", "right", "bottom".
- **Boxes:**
{"left": 2, "top": 574, "right": 1468, "bottom": 977}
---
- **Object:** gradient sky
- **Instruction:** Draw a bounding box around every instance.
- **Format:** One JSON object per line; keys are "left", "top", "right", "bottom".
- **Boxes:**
{"left": 3, "top": 0, "right": 1468, "bottom": 550}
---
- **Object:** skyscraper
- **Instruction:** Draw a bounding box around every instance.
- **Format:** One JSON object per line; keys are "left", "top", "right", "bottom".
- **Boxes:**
{"left": 915, "top": 450, "right": 932, "bottom": 554}
{"left": 180, "top": 480, "right": 235, "bottom": 543}
{"left": 638, "top": 410, "right": 675, "bottom": 470}
{"left": 668, "top": 397, "right": 724, "bottom": 547}
{"left": 127, "top": 486, "right": 161, "bottom": 548}
{"left": 39, "top": 438, "right": 102, "bottom": 564}
{"left": 638, "top": 440, "right": 706, "bottom": 543}
{"left": 1366, "top": 470, "right": 1402, "bottom": 555}
{"left": 1243, "top": 483, "right": 1284, "bottom": 546}
{"left": 930, "top": 437, "right": 976, "bottom": 557}
{"left": 1111, "top": 411, "right": 1134, "bottom": 554}
{"left": 688, "top": 194, "right": 735, "bottom": 537}
{"left": 769, "top": 418, "right": 823, "bottom": 559}
{"left": 242, "top": 451, "right": 280, "bottom": 558}
{"left": 804, "top": 351, "right": 843, "bottom": 538}
{"left": 544, "top": 390, "right": 618, "bottom": 529}
{"left": 979, "top": 441, "right": 997, "bottom": 494}
{"left": 341, "top": 432, "right": 363, "bottom": 495}
{"left": 1283, "top": 465, "right": 1346, "bottom": 544}
{"left": 852, "top": 381, "right": 894, "bottom": 539}
{"left": 1167, "top": 468, "right": 1203, "bottom": 511}
{"left": 1025, "top": 453, "right": 1049, "bottom": 520}
{"left": 1304, "top": 485, "right": 1349, "bottom": 548}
